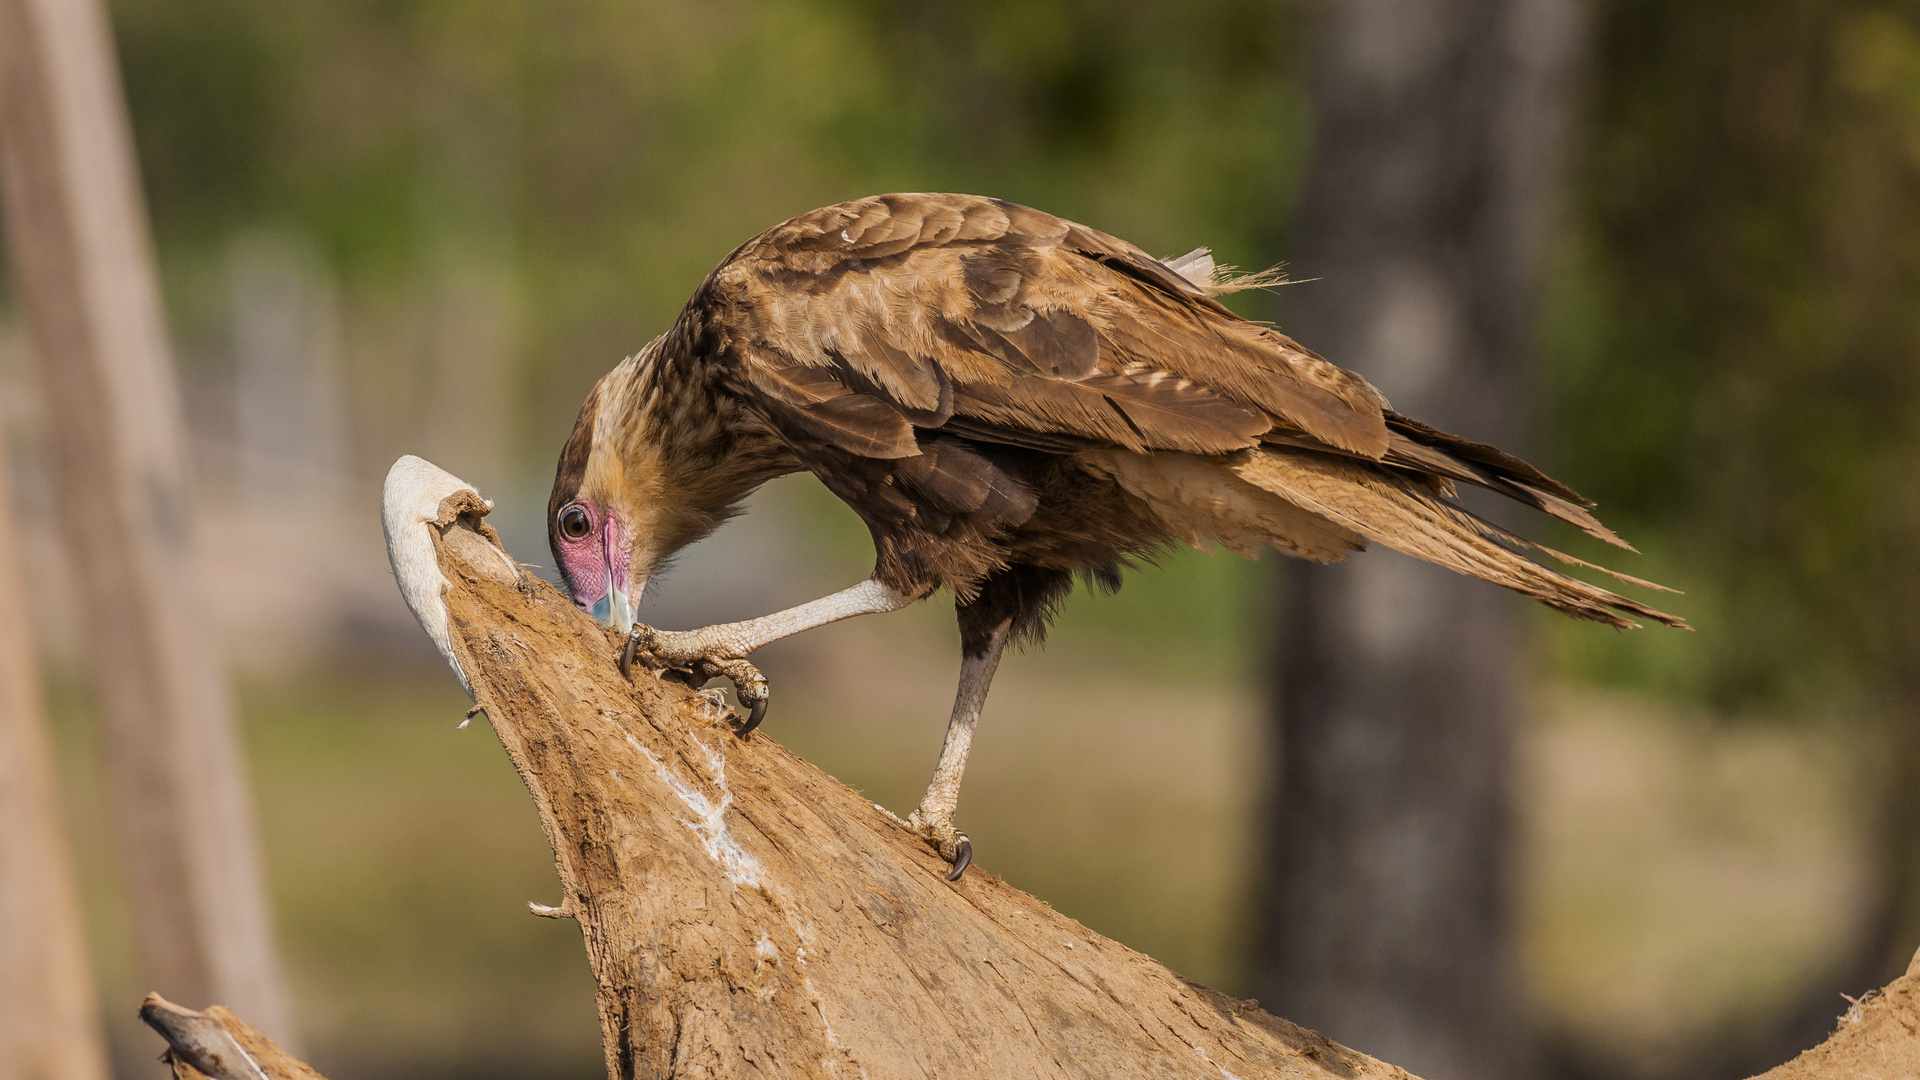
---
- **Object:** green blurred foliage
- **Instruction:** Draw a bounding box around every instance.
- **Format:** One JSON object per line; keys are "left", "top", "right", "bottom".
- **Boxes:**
{"left": 48, "top": 668, "right": 605, "bottom": 1079}
{"left": 1544, "top": 0, "right": 1920, "bottom": 711}
{"left": 110, "top": 0, "right": 1305, "bottom": 461}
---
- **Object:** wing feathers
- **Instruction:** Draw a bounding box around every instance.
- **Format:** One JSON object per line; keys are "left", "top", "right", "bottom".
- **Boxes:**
{"left": 1081, "top": 367, "right": 1269, "bottom": 452}
{"left": 1387, "top": 412, "right": 1591, "bottom": 506}
{"left": 955, "top": 369, "right": 1264, "bottom": 456}
{"left": 741, "top": 358, "right": 919, "bottom": 459}
{"left": 1262, "top": 429, "right": 1633, "bottom": 550}
{"left": 895, "top": 437, "right": 1039, "bottom": 523}
{"left": 1099, "top": 299, "right": 1392, "bottom": 458}
{"left": 720, "top": 193, "right": 1392, "bottom": 460}
{"left": 1079, "top": 448, "right": 1365, "bottom": 562}
{"left": 1000, "top": 310, "right": 1099, "bottom": 379}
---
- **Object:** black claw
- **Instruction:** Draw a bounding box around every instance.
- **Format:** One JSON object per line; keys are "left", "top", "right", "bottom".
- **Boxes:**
{"left": 620, "top": 634, "right": 640, "bottom": 679}
{"left": 738, "top": 695, "right": 768, "bottom": 737}
{"left": 947, "top": 838, "right": 972, "bottom": 881}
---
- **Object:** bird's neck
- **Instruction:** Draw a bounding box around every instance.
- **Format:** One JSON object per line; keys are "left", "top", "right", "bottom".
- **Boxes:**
{"left": 601, "top": 334, "right": 799, "bottom": 566}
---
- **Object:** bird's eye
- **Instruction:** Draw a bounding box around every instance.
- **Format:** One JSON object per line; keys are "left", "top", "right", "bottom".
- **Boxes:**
{"left": 558, "top": 504, "right": 593, "bottom": 540}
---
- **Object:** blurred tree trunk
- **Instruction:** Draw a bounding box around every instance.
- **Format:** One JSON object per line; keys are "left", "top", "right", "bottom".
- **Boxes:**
{"left": 1255, "top": 2, "right": 1588, "bottom": 1079}
{"left": 1537, "top": 4, "right": 1920, "bottom": 1075}
{"left": 0, "top": 0, "right": 296, "bottom": 1045}
{"left": 0, "top": 412, "right": 108, "bottom": 1079}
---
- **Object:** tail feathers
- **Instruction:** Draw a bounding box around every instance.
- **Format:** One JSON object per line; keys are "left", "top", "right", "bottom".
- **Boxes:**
{"left": 1233, "top": 449, "right": 1687, "bottom": 630}
{"left": 1381, "top": 430, "right": 1631, "bottom": 550}
{"left": 1444, "top": 501, "right": 1677, "bottom": 596}
{"left": 1264, "top": 422, "right": 1632, "bottom": 550}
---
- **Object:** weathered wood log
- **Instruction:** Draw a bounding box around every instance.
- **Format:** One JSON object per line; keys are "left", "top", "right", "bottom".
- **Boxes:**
{"left": 137, "top": 949, "right": 1920, "bottom": 1080}
{"left": 137, "top": 453, "right": 1920, "bottom": 1078}
{"left": 139, "top": 995, "right": 319, "bottom": 1080}
{"left": 379, "top": 455, "right": 1412, "bottom": 1079}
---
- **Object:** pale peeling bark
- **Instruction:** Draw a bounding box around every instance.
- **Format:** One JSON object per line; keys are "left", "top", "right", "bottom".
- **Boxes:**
{"left": 139, "top": 995, "right": 321, "bottom": 1080}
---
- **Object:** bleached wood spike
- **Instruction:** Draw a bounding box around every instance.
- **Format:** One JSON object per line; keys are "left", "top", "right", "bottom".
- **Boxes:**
{"left": 381, "top": 455, "right": 517, "bottom": 694}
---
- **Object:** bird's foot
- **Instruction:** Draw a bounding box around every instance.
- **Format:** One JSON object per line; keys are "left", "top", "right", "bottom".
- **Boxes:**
{"left": 619, "top": 626, "right": 770, "bottom": 736}
{"left": 907, "top": 808, "right": 973, "bottom": 881}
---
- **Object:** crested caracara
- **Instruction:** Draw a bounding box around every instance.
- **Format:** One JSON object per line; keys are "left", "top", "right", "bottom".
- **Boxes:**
{"left": 548, "top": 193, "right": 1682, "bottom": 879}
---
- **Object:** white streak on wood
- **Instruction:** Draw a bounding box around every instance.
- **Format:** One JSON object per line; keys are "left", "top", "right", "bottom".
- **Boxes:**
{"left": 634, "top": 741, "right": 764, "bottom": 889}
{"left": 1189, "top": 1042, "right": 1246, "bottom": 1080}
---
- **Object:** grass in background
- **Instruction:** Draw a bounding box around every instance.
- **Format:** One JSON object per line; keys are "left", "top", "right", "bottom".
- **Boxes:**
{"left": 51, "top": 668, "right": 602, "bottom": 1080}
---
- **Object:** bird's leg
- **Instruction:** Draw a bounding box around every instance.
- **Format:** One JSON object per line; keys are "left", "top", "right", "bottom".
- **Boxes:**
{"left": 623, "top": 578, "right": 916, "bottom": 733}
{"left": 908, "top": 617, "right": 1011, "bottom": 880}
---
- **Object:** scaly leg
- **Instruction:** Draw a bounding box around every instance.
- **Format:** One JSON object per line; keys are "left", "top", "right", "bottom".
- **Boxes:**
{"left": 623, "top": 578, "right": 916, "bottom": 733}
{"left": 908, "top": 617, "right": 1011, "bottom": 880}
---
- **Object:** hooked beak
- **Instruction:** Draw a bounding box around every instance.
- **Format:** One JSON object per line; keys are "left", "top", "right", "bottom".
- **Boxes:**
{"left": 589, "top": 568, "right": 635, "bottom": 634}
{"left": 586, "top": 514, "right": 638, "bottom": 633}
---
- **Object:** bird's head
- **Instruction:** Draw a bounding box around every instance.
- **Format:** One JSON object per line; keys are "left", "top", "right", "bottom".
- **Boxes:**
{"left": 552, "top": 339, "right": 798, "bottom": 632}
{"left": 549, "top": 346, "right": 738, "bottom": 634}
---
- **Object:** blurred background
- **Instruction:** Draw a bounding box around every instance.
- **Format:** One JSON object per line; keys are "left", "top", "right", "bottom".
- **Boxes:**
{"left": 3, "top": 0, "right": 1919, "bottom": 1078}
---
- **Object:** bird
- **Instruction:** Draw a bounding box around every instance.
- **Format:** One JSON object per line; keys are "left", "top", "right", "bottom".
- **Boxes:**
{"left": 547, "top": 192, "right": 1683, "bottom": 880}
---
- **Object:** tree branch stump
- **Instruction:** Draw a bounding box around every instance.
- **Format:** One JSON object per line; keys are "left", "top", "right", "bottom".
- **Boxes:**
{"left": 151, "top": 454, "right": 1920, "bottom": 1080}
{"left": 376, "top": 455, "right": 1409, "bottom": 1079}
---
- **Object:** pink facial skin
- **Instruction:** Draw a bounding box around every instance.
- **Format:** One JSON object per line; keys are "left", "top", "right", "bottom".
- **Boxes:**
{"left": 553, "top": 496, "right": 609, "bottom": 608}
{"left": 552, "top": 497, "right": 636, "bottom": 630}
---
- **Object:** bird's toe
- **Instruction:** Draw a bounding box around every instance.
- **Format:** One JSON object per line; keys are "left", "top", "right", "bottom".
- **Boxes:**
{"left": 698, "top": 656, "right": 769, "bottom": 736}
{"left": 907, "top": 810, "right": 972, "bottom": 879}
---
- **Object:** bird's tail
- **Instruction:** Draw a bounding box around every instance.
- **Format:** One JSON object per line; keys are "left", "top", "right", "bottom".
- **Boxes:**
{"left": 1081, "top": 442, "right": 1686, "bottom": 631}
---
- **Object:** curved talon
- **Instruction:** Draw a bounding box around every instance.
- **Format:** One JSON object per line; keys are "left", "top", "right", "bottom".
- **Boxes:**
{"left": 620, "top": 633, "right": 641, "bottom": 679}
{"left": 946, "top": 837, "right": 972, "bottom": 881}
{"left": 739, "top": 694, "right": 768, "bottom": 737}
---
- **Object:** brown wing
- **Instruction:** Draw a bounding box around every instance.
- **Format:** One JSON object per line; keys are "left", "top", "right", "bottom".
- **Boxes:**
{"left": 680, "top": 192, "right": 1624, "bottom": 548}
{"left": 687, "top": 192, "right": 1389, "bottom": 462}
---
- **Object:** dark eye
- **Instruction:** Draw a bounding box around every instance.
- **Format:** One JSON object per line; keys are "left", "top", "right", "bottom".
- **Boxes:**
{"left": 558, "top": 504, "right": 593, "bottom": 540}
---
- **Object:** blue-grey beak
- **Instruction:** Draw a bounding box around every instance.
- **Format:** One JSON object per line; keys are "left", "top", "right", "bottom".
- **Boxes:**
{"left": 589, "top": 560, "right": 635, "bottom": 634}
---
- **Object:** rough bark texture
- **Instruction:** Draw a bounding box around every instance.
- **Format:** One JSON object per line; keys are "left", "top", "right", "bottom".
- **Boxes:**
{"left": 150, "top": 458, "right": 1920, "bottom": 1080}
{"left": 0, "top": 397, "right": 109, "bottom": 1079}
{"left": 386, "top": 460, "right": 1419, "bottom": 1080}
{"left": 0, "top": 0, "right": 294, "bottom": 1040}
{"left": 1747, "top": 947, "right": 1920, "bottom": 1080}
{"left": 1259, "top": 3, "right": 1586, "bottom": 1079}
{"left": 133, "top": 949, "right": 1920, "bottom": 1080}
